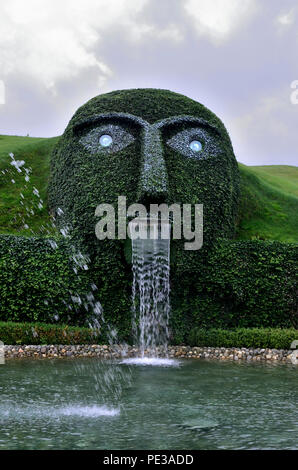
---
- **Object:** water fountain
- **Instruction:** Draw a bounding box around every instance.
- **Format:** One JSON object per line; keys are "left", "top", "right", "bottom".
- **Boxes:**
{"left": 0, "top": 88, "right": 296, "bottom": 450}
{"left": 131, "top": 217, "right": 171, "bottom": 356}
{"left": 124, "top": 217, "right": 176, "bottom": 366}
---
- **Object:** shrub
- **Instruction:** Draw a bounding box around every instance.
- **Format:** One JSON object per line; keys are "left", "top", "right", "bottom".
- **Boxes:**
{"left": 0, "top": 234, "right": 132, "bottom": 340}
{"left": 1, "top": 322, "right": 297, "bottom": 349}
{"left": 188, "top": 327, "right": 298, "bottom": 349}
{"left": 0, "top": 235, "right": 296, "bottom": 344}
{"left": 171, "top": 239, "right": 297, "bottom": 342}
{"left": 0, "top": 234, "right": 92, "bottom": 325}
{"left": 0, "top": 321, "right": 101, "bottom": 345}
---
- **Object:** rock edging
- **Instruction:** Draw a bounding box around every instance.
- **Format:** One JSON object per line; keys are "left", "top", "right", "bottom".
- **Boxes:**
{"left": 3, "top": 345, "right": 295, "bottom": 362}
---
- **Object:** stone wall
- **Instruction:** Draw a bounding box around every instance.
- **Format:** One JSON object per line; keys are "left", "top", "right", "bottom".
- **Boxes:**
{"left": 4, "top": 345, "right": 295, "bottom": 363}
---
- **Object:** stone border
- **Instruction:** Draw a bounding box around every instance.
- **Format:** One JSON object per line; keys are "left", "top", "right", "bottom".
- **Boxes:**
{"left": 3, "top": 345, "right": 295, "bottom": 363}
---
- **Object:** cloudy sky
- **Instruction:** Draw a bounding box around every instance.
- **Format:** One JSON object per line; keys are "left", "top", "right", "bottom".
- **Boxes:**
{"left": 0, "top": 0, "right": 297, "bottom": 165}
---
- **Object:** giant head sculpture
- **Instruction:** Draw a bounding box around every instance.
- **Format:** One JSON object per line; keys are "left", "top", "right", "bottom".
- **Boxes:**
{"left": 49, "top": 88, "right": 240, "bottom": 267}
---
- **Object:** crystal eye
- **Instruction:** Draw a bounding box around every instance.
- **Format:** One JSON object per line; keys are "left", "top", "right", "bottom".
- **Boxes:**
{"left": 166, "top": 128, "right": 207, "bottom": 158}
{"left": 189, "top": 140, "right": 202, "bottom": 152}
{"left": 80, "top": 125, "right": 135, "bottom": 154}
{"left": 99, "top": 134, "right": 113, "bottom": 147}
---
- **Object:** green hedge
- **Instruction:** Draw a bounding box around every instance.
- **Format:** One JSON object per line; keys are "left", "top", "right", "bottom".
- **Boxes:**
{"left": 1, "top": 322, "right": 297, "bottom": 349}
{"left": 171, "top": 239, "right": 297, "bottom": 343}
{"left": 0, "top": 234, "right": 133, "bottom": 341}
{"left": 0, "top": 235, "right": 91, "bottom": 325}
{"left": 0, "top": 234, "right": 297, "bottom": 344}
{"left": 188, "top": 327, "right": 298, "bottom": 350}
{"left": 0, "top": 321, "right": 100, "bottom": 345}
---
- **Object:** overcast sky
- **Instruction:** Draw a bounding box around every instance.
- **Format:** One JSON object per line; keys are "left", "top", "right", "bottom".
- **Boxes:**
{"left": 0, "top": 0, "right": 297, "bottom": 165}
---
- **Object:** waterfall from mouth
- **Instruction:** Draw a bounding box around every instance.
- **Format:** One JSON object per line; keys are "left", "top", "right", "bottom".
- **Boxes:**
{"left": 131, "top": 218, "right": 171, "bottom": 357}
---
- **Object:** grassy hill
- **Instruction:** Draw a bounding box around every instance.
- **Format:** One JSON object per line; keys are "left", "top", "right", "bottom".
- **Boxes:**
{"left": 246, "top": 165, "right": 298, "bottom": 197}
{"left": 0, "top": 134, "right": 297, "bottom": 243}
{"left": 0, "top": 135, "right": 59, "bottom": 236}
{"left": 236, "top": 164, "right": 298, "bottom": 243}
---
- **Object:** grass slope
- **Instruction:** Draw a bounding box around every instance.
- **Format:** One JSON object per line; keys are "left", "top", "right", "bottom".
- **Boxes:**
{"left": 249, "top": 165, "right": 298, "bottom": 197}
{"left": 0, "top": 135, "right": 59, "bottom": 235}
{"left": 237, "top": 163, "right": 298, "bottom": 242}
{"left": 0, "top": 135, "right": 297, "bottom": 242}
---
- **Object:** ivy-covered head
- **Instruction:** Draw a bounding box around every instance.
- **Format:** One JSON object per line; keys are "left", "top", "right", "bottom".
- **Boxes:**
{"left": 49, "top": 88, "right": 240, "bottom": 261}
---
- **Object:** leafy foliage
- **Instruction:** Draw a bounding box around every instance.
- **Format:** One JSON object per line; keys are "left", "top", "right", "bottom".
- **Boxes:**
{"left": 0, "top": 234, "right": 132, "bottom": 340}
{"left": 0, "top": 321, "right": 100, "bottom": 345}
{"left": 0, "top": 126, "right": 297, "bottom": 245}
{"left": 170, "top": 239, "right": 297, "bottom": 343}
{"left": 48, "top": 88, "right": 240, "bottom": 266}
{"left": 188, "top": 327, "right": 298, "bottom": 350}
{"left": 0, "top": 234, "right": 296, "bottom": 344}
{"left": 0, "top": 91, "right": 296, "bottom": 345}
{"left": 1, "top": 322, "right": 297, "bottom": 349}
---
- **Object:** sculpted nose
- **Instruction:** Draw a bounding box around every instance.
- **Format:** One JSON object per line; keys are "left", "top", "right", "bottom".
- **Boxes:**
{"left": 137, "top": 126, "right": 169, "bottom": 205}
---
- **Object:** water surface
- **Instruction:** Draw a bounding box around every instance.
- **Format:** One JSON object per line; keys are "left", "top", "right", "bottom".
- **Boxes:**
{"left": 0, "top": 358, "right": 297, "bottom": 450}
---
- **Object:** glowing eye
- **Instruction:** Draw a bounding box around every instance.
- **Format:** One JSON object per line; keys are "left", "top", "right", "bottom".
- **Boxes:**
{"left": 99, "top": 134, "right": 113, "bottom": 147}
{"left": 189, "top": 140, "right": 202, "bottom": 152}
{"left": 80, "top": 125, "right": 135, "bottom": 154}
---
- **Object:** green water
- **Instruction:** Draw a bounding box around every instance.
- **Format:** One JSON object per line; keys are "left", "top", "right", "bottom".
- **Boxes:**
{"left": 0, "top": 358, "right": 297, "bottom": 450}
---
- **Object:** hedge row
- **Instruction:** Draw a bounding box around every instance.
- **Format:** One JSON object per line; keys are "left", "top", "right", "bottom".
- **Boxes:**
{"left": 0, "top": 234, "right": 297, "bottom": 344}
{"left": 188, "top": 327, "right": 298, "bottom": 350}
{"left": 171, "top": 239, "right": 297, "bottom": 342}
{"left": 0, "top": 321, "right": 100, "bottom": 345}
{"left": 0, "top": 234, "right": 132, "bottom": 340}
{"left": 0, "top": 235, "right": 92, "bottom": 324}
{"left": 1, "top": 322, "right": 297, "bottom": 349}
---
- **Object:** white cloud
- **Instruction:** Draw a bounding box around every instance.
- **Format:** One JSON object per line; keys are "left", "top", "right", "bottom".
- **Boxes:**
{"left": 126, "top": 22, "right": 183, "bottom": 44}
{"left": 233, "top": 95, "right": 289, "bottom": 139}
{"left": 0, "top": 80, "right": 5, "bottom": 104}
{"left": 230, "top": 90, "right": 298, "bottom": 164}
{"left": 0, "top": 0, "right": 149, "bottom": 92}
{"left": 157, "top": 24, "right": 183, "bottom": 43}
{"left": 277, "top": 8, "right": 296, "bottom": 26}
{"left": 184, "top": 0, "right": 257, "bottom": 43}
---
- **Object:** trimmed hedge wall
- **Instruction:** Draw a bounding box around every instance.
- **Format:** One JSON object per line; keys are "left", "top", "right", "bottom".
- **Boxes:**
{"left": 0, "top": 321, "right": 99, "bottom": 345}
{"left": 0, "top": 234, "right": 133, "bottom": 341}
{"left": 1, "top": 322, "right": 297, "bottom": 349}
{"left": 171, "top": 240, "right": 297, "bottom": 343}
{"left": 0, "top": 234, "right": 296, "bottom": 344}
{"left": 188, "top": 327, "right": 298, "bottom": 350}
{"left": 0, "top": 235, "right": 89, "bottom": 324}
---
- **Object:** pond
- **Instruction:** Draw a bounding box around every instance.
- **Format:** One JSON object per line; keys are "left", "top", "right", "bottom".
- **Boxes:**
{"left": 0, "top": 358, "right": 297, "bottom": 450}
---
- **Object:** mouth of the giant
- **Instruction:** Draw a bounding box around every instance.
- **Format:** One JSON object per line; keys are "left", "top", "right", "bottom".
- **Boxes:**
{"left": 122, "top": 203, "right": 203, "bottom": 265}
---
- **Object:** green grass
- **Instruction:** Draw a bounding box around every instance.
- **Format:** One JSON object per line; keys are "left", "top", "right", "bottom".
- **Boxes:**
{"left": 236, "top": 163, "right": 298, "bottom": 243}
{"left": 0, "top": 135, "right": 59, "bottom": 235}
{"left": 248, "top": 165, "right": 298, "bottom": 197}
{"left": 0, "top": 135, "right": 297, "bottom": 242}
